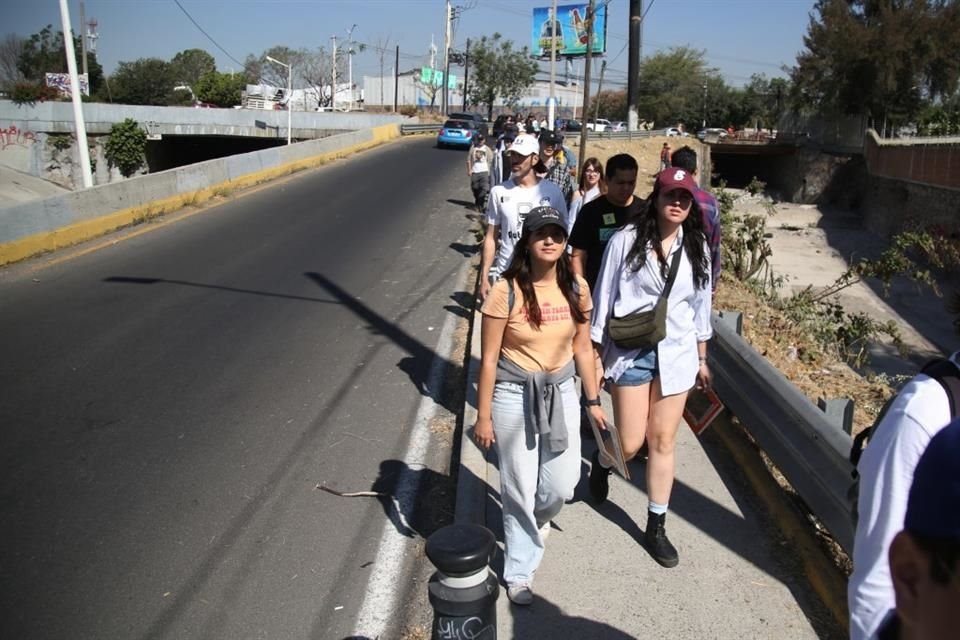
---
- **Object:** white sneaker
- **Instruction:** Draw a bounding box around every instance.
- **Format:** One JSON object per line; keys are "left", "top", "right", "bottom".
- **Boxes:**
{"left": 507, "top": 583, "right": 533, "bottom": 605}
{"left": 538, "top": 521, "right": 551, "bottom": 542}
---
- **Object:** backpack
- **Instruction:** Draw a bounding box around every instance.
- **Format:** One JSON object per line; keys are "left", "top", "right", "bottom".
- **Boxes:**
{"left": 848, "top": 357, "right": 960, "bottom": 523}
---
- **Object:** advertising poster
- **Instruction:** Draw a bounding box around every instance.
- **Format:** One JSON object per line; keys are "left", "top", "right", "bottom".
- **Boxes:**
{"left": 531, "top": 3, "right": 607, "bottom": 59}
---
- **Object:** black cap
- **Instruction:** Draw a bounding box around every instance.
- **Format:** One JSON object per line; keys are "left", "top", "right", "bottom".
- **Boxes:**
{"left": 539, "top": 129, "right": 561, "bottom": 146}
{"left": 522, "top": 206, "right": 566, "bottom": 235}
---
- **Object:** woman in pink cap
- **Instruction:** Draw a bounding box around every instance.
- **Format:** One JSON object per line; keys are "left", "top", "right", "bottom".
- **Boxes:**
{"left": 587, "top": 167, "right": 713, "bottom": 568}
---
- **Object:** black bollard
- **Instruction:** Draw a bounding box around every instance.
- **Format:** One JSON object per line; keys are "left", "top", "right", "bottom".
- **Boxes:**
{"left": 425, "top": 523, "right": 499, "bottom": 640}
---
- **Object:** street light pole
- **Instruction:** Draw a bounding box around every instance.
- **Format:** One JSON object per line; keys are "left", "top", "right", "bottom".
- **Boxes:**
{"left": 266, "top": 55, "right": 292, "bottom": 145}
{"left": 702, "top": 83, "right": 707, "bottom": 128}
{"left": 345, "top": 24, "right": 357, "bottom": 111}
{"left": 59, "top": 0, "right": 93, "bottom": 187}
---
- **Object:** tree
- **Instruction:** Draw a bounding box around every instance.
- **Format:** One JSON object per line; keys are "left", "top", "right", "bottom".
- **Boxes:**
{"left": 587, "top": 89, "right": 628, "bottom": 121}
{"left": 298, "top": 47, "right": 340, "bottom": 109}
{"left": 18, "top": 24, "right": 104, "bottom": 95}
{"left": 635, "top": 46, "right": 721, "bottom": 127}
{"left": 170, "top": 48, "right": 216, "bottom": 88}
{"left": 0, "top": 34, "right": 25, "bottom": 91}
{"left": 195, "top": 70, "right": 246, "bottom": 107}
{"left": 109, "top": 58, "right": 180, "bottom": 105}
{"left": 104, "top": 118, "right": 147, "bottom": 178}
{"left": 467, "top": 33, "right": 538, "bottom": 120}
{"left": 789, "top": 0, "right": 960, "bottom": 130}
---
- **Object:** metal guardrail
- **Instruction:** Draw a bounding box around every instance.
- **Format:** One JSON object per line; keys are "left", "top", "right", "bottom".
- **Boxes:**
{"left": 582, "top": 129, "right": 657, "bottom": 140}
{"left": 401, "top": 123, "right": 442, "bottom": 135}
{"left": 710, "top": 313, "right": 856, "bottom": 554}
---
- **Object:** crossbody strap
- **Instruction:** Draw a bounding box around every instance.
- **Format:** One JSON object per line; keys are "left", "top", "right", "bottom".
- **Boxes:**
{"left": 659, "top": 244, "right": 683, "bottom": 301}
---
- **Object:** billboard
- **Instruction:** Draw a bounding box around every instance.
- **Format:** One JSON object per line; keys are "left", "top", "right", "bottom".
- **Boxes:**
{"left": 531, "top": 3, "right": 607, "bottom": 59}
{"left": 420, "top": 68, "right": 458, "bottom": 89}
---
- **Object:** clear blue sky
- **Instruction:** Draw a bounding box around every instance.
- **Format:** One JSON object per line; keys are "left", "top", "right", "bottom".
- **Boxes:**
{"left": 7, "top": 0, "right": 815, "bottom": 88}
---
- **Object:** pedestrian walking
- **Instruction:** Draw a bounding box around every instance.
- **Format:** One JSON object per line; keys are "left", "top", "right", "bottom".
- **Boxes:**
{"left": 659, "top": 143, "right": 672, "bottom": 172}
{"left": 473, "top": 206, "right": 608, "bottom": 605}
{"left": 588, "top": 167, "right": 713, "bottom": 568}
{"left": 670, "top": 146, "right": 721, "bottom": 293}
{"left": 467, "top": 133, "right": 493, "bottom": 212}
{"left": 567, "top": 157, "right": 606, "bottom": 234}
{"left": 849, "top": 351, "right": 960, "bottom": 640}
{"left": 480, "top": 134, "right": 568, "bottom": 301}
{"left": 538, "top": 130, "right": 575, "bottom": 205}
{"left": 876, "top": 417, "right": 960, "bottom": 640}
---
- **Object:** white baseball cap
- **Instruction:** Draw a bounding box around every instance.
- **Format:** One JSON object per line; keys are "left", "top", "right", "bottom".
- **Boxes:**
{"left": 507, "top": 134, "right": 540, "bottom": 156}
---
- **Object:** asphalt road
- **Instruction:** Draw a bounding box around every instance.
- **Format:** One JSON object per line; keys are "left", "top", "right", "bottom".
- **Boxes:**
{"left": 0, "top": 137, "right": 477, "bottom": 639}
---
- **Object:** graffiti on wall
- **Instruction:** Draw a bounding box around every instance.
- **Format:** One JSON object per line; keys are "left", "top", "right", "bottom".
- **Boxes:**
{"left": 45, "top": 73, "right": 90, "bottom": 98}
{"left": 0, "top": 125, "right": 37, "bottom": 150}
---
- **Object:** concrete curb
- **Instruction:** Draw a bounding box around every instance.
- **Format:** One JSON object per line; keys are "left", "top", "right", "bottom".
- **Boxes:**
{"left": 453, "top": 307, "right": 488, "bottom": 528}
{"left": 0, "top": 123, "right": 402, "bottom": 266}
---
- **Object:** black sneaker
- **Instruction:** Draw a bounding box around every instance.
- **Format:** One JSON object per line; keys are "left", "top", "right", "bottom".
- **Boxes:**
{"left": 645, "top": 510, "right": 679, "bottom": 568}
{"left": 589, "top": 449, "right": 611, "bottom": 503}
{"left": 637, "top": 440, "right": 649, "bottom": 459}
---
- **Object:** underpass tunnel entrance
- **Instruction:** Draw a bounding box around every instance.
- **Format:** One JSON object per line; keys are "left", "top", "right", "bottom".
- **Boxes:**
{"left": 709, "top": 148, "right": 799, "bottom": 200}
{"left": 145, "top": 135, "right": 288, "bottom": 173}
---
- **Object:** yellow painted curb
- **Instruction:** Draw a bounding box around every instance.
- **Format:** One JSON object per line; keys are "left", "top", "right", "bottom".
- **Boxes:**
{"left": 712, "top": 417, "right": 850, "bottom": 634}
{"left": 0, "top": 124, "right": 402, "bottom": 267}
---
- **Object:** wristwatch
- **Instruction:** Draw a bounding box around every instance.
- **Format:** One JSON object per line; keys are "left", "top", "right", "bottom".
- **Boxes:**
{"left": 582, "top": 397, "right": 602, "bottom": 407}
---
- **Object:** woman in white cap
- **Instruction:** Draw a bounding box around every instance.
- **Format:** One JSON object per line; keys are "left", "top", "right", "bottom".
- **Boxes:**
{"left": 588, "top": 167, "right": 713, "bottom": 568}
{"left": 473, "top": 206, "right": 607, "bottom": 605}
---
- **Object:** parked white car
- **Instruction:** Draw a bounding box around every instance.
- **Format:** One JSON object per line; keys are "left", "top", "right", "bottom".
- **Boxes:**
{"left": 586, "top": 118, "right": 612, "bottom": 132}
{"left": 664, "top": 127, "right": 688, "bottom": 137}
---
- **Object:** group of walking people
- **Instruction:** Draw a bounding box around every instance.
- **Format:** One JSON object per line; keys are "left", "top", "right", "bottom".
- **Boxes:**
{"left": 474, "top": 132, "right": 720, "bottom": 604}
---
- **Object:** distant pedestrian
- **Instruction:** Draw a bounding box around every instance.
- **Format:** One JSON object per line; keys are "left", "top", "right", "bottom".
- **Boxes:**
{"left": 659, "top": 143, "right": 672, "bottom": 172}
{"left": 588, "top": 167, "right": 713, "bottom": 569}
{"left": 848, "top": 351, "right": 960, "bottom": 640}
{"left": 670, "top": 146, "right": 721, "bottom": 294}
{"left": 491, "top": 125, "right": 518, "bottom": 187}
{"left": 567, "top": 157, "right": 605, "bottom": 234}
{"left": 467, "top": 133, "right": 493, "bottom": 212}
{"left": 473, "top": 206, "right": 608, "bottom": 606}
{"left": 877, "top": 417, "right": 960, "bottom": 640}
{"left": 480, "top": 134, "right": 568, "bottom": 300}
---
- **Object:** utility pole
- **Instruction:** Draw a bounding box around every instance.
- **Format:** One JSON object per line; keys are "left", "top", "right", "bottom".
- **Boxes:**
{"left": 627, "top": 0, "right": 641, "bottom": 131}
{"left": 394, "top": 45, "right": 399, "bottom": 112}
{"left": 331, "top": 35, "right": 337, "bottom": 111}
{"left": 345, "top": 24, "right": 357, "bottom": 111}
{"left": 462, "top": 38, "right": 470, "bottom": 111}
{"left": 58, "top": 0, "right": 92, "bottom": 188}
{"left": 79, "top": 0, "right": 88, "bottom": 77}
{"left": 577, "top": 0, "right": 595, "bottom": 156}
{"left": 594, "top": 59, "right": 606, "bottom": 125}
{"left": 548, "top": 0, "right": 558, "bottom": 129}
{"left": 702, "top": 83, "right": 708, "bottom": 128}
{"left": 442, "top": 0, "right": 451, "bottom": 115}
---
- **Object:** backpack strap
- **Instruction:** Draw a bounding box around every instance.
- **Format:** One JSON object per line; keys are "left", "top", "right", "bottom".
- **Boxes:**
{"left": 920, "top": 357, "right": 960, "bottom": 418}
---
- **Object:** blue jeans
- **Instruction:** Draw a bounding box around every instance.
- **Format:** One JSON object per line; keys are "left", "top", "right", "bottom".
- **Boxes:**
{"left": 492, "top": 378, "right": 581, "bottom": 587}
{"left": 614, "top": 348, "right": 658, "bottom": 386}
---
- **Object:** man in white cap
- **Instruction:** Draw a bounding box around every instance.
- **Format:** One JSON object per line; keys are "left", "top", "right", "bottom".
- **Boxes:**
{"left": 479, "top": 133, "right": 568, "bottom": 300}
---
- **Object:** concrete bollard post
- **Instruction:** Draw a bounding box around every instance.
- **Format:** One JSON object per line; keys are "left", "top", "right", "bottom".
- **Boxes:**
{"left": 817, "top": 397, "right": 854, "bottom": 435}
{"left": 425, "top": 523, "right": 499, "bottom": 640}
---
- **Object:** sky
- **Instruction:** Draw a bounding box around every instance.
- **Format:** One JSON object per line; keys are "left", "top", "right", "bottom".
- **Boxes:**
{"left": 6, "top": 0, "right": 816, "bottom": 89}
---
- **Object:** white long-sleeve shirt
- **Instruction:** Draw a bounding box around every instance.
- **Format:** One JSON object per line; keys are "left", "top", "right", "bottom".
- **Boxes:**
{"left": 848, "top": 351, "right": 960, "bottom": 640}
{"left": 590, "top": 224, "right": 712, "bottom": 396}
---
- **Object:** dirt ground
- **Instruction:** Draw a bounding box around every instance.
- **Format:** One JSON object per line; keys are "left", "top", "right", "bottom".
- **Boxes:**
{"left": 567, "top": 134, "right": 695, "bottom": 194}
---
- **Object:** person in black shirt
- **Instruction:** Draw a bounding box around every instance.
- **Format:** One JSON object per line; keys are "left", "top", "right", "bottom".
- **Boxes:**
{"left": 569, "top": 153, "right": 643, "bottom": 289}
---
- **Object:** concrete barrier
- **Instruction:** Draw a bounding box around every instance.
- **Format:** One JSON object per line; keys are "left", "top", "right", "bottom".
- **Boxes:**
{"left": 0, "top": 123, "right": 402, "bottom": 266}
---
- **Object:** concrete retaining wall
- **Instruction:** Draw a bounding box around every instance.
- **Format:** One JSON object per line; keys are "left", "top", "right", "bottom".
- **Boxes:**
{"left": 0, "top": 100, "right": 407, "bottom": 138}
{"left": 863, "top": 129, "right": 960, "bottom": 190}
{"left": 861, "top": 173, "right": 959, "bottom": 239}
{"left": 0, "top": 123, "right": 401, "bottom": 265}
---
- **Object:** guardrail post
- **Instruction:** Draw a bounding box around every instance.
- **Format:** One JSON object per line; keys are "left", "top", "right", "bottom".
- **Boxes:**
{"left": 817, "top": 397, "right": 854, "bottom": 435}
{"left": 718, "top": 310, "right": 743, "bottom": 335}
{"left": 426, "top": 523, "right": 499, "bottom": 640}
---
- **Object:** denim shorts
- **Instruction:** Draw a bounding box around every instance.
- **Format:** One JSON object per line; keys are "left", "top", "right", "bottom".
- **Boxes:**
{"left": 614, "top": 348, "right": 658, "bottom": 386}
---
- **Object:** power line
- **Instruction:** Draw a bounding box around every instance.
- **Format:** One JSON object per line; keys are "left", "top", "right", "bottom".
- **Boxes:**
{"left": 172, "top": 0, "right": 245, "bottom": 68}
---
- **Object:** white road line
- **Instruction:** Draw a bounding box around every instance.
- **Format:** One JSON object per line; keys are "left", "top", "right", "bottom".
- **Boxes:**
{"left": 351, "top": 260, "right": 470, "bottom": 638}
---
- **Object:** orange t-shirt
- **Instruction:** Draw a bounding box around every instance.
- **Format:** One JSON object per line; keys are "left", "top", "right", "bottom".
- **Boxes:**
{"left": 481, "top": 275, "right": 592, "bottom": 372}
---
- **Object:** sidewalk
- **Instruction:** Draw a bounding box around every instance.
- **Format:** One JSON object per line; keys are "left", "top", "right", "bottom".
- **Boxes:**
{"left": 457, "top": 311, "right": 843, "bottom": 639}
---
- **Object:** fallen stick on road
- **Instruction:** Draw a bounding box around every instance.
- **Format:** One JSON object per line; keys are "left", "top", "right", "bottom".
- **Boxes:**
{"left": 316, "top": 484, "right": 387, "bottom": 498}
